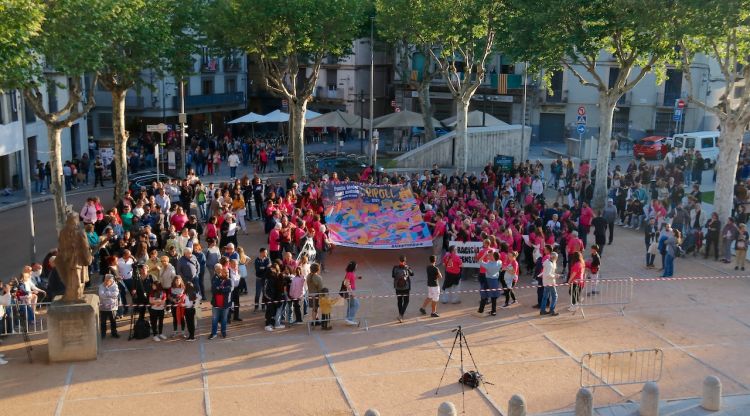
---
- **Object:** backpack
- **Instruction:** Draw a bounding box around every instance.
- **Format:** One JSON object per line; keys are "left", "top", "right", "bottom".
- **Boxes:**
{"left": 133, "top": 318, "right": 151, "bottom": 340}
{"left": 459, "top": 371, "right": 484, "bottom": 388}
{"left": 393, "top": 266, "right": 410, "bottom": 291}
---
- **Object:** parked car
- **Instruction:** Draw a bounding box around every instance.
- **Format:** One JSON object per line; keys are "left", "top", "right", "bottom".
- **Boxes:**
{"left": 315, "top": 158, "right": 367, "bottom": 181}
{"left": 671, "top": 131, "right": 720, "bottom": 168}
{"left": 633, "top": 136, "right": 668, "bottom": 160}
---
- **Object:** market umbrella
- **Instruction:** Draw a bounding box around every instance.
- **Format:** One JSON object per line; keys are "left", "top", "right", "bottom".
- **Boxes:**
{"left": 228, "top": 112, "right": 267, "bottom": 124}
{"left": 373, "top": 109, "right": 440, "bottom": 128}
{"left": 442, "top": 110, "right": 508, "bottom": 127}
{"left": 258, "top": 109, "right": 323, "bottom": 123}
{"left": 306, "top": 110, "right": 367, "bottom": 128}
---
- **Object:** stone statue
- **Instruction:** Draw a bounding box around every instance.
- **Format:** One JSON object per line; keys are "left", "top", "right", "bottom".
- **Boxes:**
{"left": 56, "top": 213, "right": 93, "bottom": 302}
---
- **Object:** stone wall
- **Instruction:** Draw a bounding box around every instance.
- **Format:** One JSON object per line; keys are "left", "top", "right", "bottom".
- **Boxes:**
{"left": 394, "top": 125, "right": 531, "bottom": 170}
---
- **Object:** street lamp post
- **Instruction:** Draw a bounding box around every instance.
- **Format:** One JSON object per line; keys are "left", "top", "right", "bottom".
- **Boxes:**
{"left": 179, "top": 79, "right": 187, "bottom": 178}
{"left": 369, "top": 16, "right": 375, "bottom": 165}
{"left": 359, "top": 89, "right": 365, "bottom": 154}
{"left": 18, "top": 91, "right": 36, "bottom": 264}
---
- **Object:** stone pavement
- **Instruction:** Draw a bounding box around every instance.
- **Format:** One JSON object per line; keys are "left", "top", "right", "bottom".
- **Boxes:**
{"left": 1, "top": 215, "right": 749, "bottom": 416}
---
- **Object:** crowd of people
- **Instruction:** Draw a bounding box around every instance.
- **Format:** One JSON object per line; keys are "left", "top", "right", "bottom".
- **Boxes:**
{"left": 2, "top": 137, "right": 749, "bottom": 354}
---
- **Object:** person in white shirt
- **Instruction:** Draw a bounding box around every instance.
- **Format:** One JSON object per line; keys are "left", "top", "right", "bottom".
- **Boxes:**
{"left": 117, "top": 250, "right": 136, "bottom": 313}
{"left": 540, "top": 252, "right": 560, "bottom": 316}
{"left": 155, "top": 188, "right": 171, "bottom": 213}
{"left": 228, "top": 151, "right": 240, "bottom": 179}
{"left": 531, "top": 175, "right": 544, "bottom": 196}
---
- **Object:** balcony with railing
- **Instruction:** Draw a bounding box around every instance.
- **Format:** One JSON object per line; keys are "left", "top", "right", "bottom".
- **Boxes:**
{"left": 223, "top": 57, "right": 242, "bottom": 72}
{"left": 657, "top": 91, "right": 681, "bottom": 107}
{"left": 617, "top": 91, "right": 632, "bottom": 106}
{"left": 174, "top": 92, "right": 245, "bottom": 109}
{"left": 543, "top": 88, "right": 567, "bottom": 104}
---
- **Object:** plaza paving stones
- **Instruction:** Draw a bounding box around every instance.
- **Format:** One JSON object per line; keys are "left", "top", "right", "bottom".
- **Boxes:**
{"left": 2, "top": 217, "right": 750, "bottom": 415}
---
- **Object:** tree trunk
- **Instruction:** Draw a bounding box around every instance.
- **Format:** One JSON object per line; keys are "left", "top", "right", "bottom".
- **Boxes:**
{"left": 287, "top": 109, "right": 295, "bottom": 155}
{"left": 714, "top": 120, "right": 744, "bottom": 228}
{"left": 592, "top": 94, "right": 616, "bottom": 211}
{"left": 47, "top": 127, "right": 67, "bottom": 231}
{"left": 289, "top": 101, "right": 307, "bottom": 177}
{"left": 112, "top": 88, "right": 130, "bottom": 202}
{"left": 418, "top": 82, "right": 435, "bottom": 143}
{"left": 454, "top": 96, "right": 471, "bottom": 172}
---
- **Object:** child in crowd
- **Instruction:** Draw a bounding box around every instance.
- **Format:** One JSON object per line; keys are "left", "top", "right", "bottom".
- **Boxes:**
{"left": 318, "top": 288, "right": 338, "bottom": 330}
{"left": 149, "top": 282, "right": 167, "bottom": 341}
{"left": 586, "top": 244, "right": 601, "bottom": 295}
{"left": 182, "top": 282, "right": 201, "bottom": 341}
{"left": 502, "top": 251, "right": 519, "bottom": 308}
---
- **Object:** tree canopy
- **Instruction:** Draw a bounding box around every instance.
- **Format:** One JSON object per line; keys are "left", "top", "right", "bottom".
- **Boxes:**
{"left": 508, "top": 0, "right": 677, "bottom": 209}
{"left": 207, "top": 0, "right": 369, "bottom": 177}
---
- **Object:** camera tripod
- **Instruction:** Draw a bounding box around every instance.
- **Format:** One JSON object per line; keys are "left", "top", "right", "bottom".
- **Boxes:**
{"left": 435, "top": 325, "right": 491, "bottom": 412}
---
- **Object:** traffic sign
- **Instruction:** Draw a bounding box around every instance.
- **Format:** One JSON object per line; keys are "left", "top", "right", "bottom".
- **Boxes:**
{"left": 282, "top": 99, "right": 288, "bottom": 108}
{"left": 390, "top": 100, "right": 396, "bottom": 108}
{"left": 146, "top": 123, "right": 169, "bottom": 134}
{"left": 677, "top": 99, "right": 685, "bottom": 109}
{"left": 576, "top": 124, "right": 586, "bottom": 134}
{"left": 577, "top": 106, "right": 586, "bottom": 116}
{"left": 576, "top": 115, "right": 587, "bottom": 125}
{"left": 673, "top": 109, "right": 683, "bottom": 121}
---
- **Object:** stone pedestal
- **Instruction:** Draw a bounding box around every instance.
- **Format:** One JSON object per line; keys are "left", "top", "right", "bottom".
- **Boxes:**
{"left": 47, "top": 294, "right": 99, "bottom": 362}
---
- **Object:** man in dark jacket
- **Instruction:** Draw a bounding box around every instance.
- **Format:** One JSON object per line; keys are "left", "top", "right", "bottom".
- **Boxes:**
{"left": 392, "top": 255, "right": 414, "bottom": 323}
{"left": 253, "top": 248, "right": 271, "bottom": 311}
{"left": 591, "top": 211, "right": 608, "bottom": 256}
{"left": 45, "top": 256, "right": 66, "bottom": 301}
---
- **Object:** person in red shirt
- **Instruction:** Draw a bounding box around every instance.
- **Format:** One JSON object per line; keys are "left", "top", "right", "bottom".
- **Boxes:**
{"left": 431, "top": 213, "right": 447, "bottom": 256}
{"left": 442, "top": 245, "right": 463, "bottom": 304}
{"left": 476, "top": 239, "right": 493, "bottom": 307}
{"left": 567, "top": 251, "right": 586, "bottom": 311}
{"left": 578, "top": 202, "right": 594, "bottom": 248}
{"left": 269, "top": 223, "right": 282, "bottom": 262}
{"left": 566, "top": 231, "right": 584, "bottom": 277}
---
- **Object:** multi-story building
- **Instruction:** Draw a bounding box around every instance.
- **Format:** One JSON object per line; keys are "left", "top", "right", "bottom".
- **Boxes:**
{"left": 529, "top": 52, "right": 722, "bottom": 143}
{"left": 0, "top": 76, "right": 89, "bottom": 191}
{"left": 391, "top": 49, "right": 724, "bottom": 144}
{"left": 246, "top": 38, "right": 393, "bottom": 123}
{"left": 89, "top": 49, "right": 248, "bottom": 140}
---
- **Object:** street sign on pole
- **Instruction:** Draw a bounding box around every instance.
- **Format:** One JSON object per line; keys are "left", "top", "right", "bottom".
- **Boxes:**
{"left": 677, "top": 99, "right": 685, "bottom": 109}
{"left": 147, "top": 123, "right": 169, "bottom": 134}
{"left": 576, "top": 115, "right": 587, "bottom": 125}
{"left": 673, "top": 108, "right": 683, "bottom": 121}
{"left": 577, "top": 124, "right": 586, "bottom": 134}
{"left": 578, "top": 106, "right": 586, "bottom": 116}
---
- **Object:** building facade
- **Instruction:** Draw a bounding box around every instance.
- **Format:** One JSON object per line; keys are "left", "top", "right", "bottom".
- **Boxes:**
{"left": 0, "top": 79, "right": 89, "bottom": 191}
{"left": 88, "top": 50, "right": 248, "bottom": 140}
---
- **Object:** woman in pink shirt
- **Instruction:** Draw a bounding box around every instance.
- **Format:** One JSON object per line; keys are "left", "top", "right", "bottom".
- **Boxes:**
{"left": 567, "top": 251, "right": 586, "bottom": 311}
{"left": 170, "top": 206, "right": 189, "bottom": 232}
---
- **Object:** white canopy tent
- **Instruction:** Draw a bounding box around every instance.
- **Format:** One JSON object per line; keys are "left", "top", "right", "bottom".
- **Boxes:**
{"left": 306, "top": 110, "right": 368, "bottom": 128}
{"left": 373, "top": 110, "right": 440, "bottom": 128}
{"left": 258, "top": 109, "right": 323, "bottom": 123}
{"left": 228, "top": 112, "right": 267, "bottom": 124}
{"left": 442, "top": 110, "right": 508, "bottom": 127}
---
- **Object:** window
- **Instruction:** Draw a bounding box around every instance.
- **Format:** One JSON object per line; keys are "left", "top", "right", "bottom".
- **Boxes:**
{"left": 701, "top": 137, "right": 714, "bottom": 149}
{"left": 24, "top": 100, "right": 36, "bottom": 123}
{"left": 48, "top": 83, "right": 58, "bottom": 112}
{"left": 99, "top": 113, "right": 112, "bottom": 130}
{"left": 685, "top": 137, "right": 695, "bottom": 149}
{"left": 201, "top": 78, "right": 214, "bottom": 95}
{"left": 663, "top": 68, "right": 682, "bottom": 106}
{"left": 10, "top": 91, "right": 18, "bottom": 122}
{"left": 608, "top": 67, "right": 620, "bottom": 89}
{"left": 326, "top": 69, "right": 337, "bottom": 91}
{"left": 225, "top": 77, "right": 236, "bottom": 93}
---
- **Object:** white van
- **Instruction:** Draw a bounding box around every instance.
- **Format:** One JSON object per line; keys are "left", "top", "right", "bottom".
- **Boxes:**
{"left": 670, "top": 131, "right": 720, "bottom": 167}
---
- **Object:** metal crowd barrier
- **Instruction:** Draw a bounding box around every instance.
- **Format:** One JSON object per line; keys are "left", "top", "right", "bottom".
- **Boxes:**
{"left": 1, "top": 301, "right": 51, "bottom": 335}
{"left": 580, "top": 348, "right": 664, "bottom": 389}
{"left": 573, "top": 277, "right": 634, "bottom": 318}
{"left": 305, "top": 289, "right": 371, "bottom": 334}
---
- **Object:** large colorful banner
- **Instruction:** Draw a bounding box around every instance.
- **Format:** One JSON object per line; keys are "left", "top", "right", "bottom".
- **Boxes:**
{"left": 322, "top": 183, "right": 433, "bottom": 249}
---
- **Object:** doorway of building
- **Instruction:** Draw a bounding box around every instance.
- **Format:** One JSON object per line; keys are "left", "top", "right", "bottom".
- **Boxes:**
{"left": 539, "top": 113, "right": 566, "bottom": 142}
